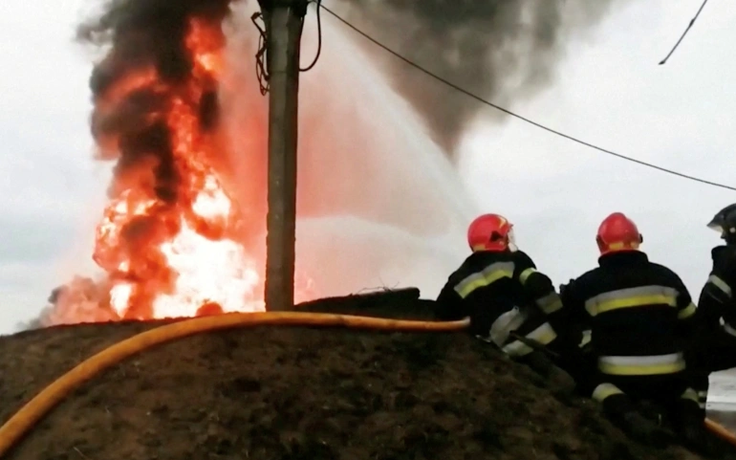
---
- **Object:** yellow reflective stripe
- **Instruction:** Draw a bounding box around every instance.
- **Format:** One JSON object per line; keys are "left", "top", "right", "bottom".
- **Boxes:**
{"left": 585, "top": 285, "right": 678, "bottom": 316}
{"left": 606, "top": 241, "right": 640, "bottom": 251}
{"left": 595, "top": 295, "right": 677, "bottom": 314}
{"left": 592, "top": 383, "right": 623, "bottom": 402}
{"left": 598, "top": 353, "right": 685, "bottom": 376}
{"left": 526, "top": 321, "right": 557, "bottom": 345}
{"left": 579, "top": 329, "right": 592, "bottom": 348}
{"left": 708, "top": 275, "right": 733, "bottom": 297}
{"left": 697, "top": 390, "right": 708, "bottom": 409}
{"left": 536, "top": 292, "right": 563, "bottom": 314}
{"left": 489, "top": 308, "right": 528, "bottom": 345}
{"left": 678, "top": 302, "right": 697, "bottom": 319}
{"left": 454, "top": 262, "right": 514, "bottom": 298}
{"left": 724, "top": 322, "right": 736, "bottom": 337}
{"left": 681, "top": 388, "right": 698, "bottom": 403}
{"left": 599, "top": 362, "right": 685, "bottom": 376}
{"left": 501, "top": 322, "right": 557, "bottom": 357}
{"left": 519, "top": 267, "right": 537, "bottom": 285}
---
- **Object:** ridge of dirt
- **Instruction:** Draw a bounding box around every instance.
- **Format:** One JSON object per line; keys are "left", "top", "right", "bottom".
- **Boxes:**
{"left": 0, "top": 290, "right": 727, "bottom": 459}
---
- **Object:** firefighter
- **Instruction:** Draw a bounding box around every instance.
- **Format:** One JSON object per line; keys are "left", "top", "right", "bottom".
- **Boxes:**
{"left": 434, "top": 213, "right": 576, "bottom": 389}
{"left": 688, "top": 204, "right": 736, "bottom": 415}
{"left": 559, "top": 212, "right": 710, "bottom": 452}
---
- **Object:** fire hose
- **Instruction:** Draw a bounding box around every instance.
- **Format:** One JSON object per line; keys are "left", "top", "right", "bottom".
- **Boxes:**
{"left": 0, "top": 311, "right": 733, "bottom": 456}
{"left": 0, "top": 311, "right": 469, "bottom": 456}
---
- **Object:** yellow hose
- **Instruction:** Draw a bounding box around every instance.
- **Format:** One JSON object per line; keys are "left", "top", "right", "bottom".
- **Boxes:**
{"left": 706, "top": 418, "right": 736, "bottom": 445}
{"left": 0, "top": 311, "right": 470, "bottom": 456}
{"left": 0, "top": 310, "right": 734, "bottom": 456}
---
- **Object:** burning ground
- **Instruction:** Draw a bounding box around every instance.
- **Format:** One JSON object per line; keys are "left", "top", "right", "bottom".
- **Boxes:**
{"left": 0, "top": 294, "right": 728, "bottom": 460}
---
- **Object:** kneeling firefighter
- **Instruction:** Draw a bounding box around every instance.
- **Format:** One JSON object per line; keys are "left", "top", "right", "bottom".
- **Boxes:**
{"left": 435, "top": 213, "right": 576, "bottom": 388}
{"left": 559, "top": 212, "right": 710, "bottom": 452}
{"left": 689, "top": 203, "right": 736, "bottom": 414}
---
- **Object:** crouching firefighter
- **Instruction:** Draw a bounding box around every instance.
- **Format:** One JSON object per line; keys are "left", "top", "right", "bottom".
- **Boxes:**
{"left": 688, "top": 203, "right": 736, "bottom": 415}
{"left": 560, "top": 212, "right": 710, "bottom": 453}
{"left": 435, "top": 213, "right": 575, "bottom": 389}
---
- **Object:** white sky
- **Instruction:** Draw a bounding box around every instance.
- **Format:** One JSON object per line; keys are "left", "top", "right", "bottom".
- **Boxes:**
{"left": 458, "top": 0, "right": 735, "bottom": 298}
{"left": 0, "top": 0, "right": 734, "bottom": 334}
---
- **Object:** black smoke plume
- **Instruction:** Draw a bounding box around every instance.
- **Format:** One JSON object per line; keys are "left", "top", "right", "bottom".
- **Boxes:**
{"left": 338, "top": 0, "right": 628, "bottom": 158}
{"left": 76, "top": 0, "right": 232, "bottom": 201}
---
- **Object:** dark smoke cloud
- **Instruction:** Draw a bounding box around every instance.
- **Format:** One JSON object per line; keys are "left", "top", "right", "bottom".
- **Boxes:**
{"left": 76, "top": 0, "right": 232, "bottom": 202}
{"left": 337, "top": 0, "right": 628, "bottom": 158}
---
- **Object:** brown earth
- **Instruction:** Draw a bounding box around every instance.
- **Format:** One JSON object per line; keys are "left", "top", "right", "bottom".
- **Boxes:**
{"left": 0, "top": 289, "right": 733, "bottom": 460}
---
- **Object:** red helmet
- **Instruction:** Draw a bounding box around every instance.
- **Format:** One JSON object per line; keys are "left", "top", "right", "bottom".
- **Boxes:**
{"left": 596, "top": 212, "right": 643, "bottom": 255}
{"left": 467, "top": 214, "right": 514, "bottom": 252}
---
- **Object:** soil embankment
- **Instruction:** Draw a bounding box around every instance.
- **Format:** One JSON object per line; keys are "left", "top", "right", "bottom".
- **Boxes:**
{"left": 0, "top": 290, "right": 729, "bottom": 459}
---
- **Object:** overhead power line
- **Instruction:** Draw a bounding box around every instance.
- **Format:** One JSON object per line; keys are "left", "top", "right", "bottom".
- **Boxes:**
{"left": 320, "top": 4, "right": 736, "bottom": 193}
{"left": 659, "top": 0, "right": 710, "bottom": 65}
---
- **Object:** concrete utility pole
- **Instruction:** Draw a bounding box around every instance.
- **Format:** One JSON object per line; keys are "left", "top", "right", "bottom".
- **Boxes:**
{"left": 259, "top": 0, "right": 309, "bottom": 311}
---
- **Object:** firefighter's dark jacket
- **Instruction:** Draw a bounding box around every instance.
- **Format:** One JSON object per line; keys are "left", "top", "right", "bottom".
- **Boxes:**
{"left": 559, "top": 250, "right": 697, "bottom": 376}
{"left": 697, "top": 245, "right": 736, "bottom": 332}
{"left": 434, "top": 249, "right": 564, "bottom": 334}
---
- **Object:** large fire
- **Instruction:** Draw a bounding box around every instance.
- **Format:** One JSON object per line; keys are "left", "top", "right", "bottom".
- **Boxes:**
{"left": 45, "top": 11, "right": 315, "bottom": 325}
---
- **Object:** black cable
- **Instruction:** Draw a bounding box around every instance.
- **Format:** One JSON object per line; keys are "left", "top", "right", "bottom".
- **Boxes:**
{"left": 253, "top": 1, "right": 320, "bottom": 95}
{"left": 320, "top": 4, "right": 736, "bottom": 192}
{"left": 251, "top": 11, "right": 270, "bottom": 95}
{"left": 659, "top": 0, "right": 710, "bottom": 65}
{"left": 300, "top": 0, "right": 322, "bottom": 72}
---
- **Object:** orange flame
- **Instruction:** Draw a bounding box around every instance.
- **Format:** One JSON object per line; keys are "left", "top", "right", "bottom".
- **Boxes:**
{"left": 47, "top": 16, "right": 317, "bottom": 325}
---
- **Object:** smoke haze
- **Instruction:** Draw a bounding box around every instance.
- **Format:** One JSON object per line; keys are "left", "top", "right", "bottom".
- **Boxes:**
{"left": 335, "top": 0, "right": 628, "bottom": 157}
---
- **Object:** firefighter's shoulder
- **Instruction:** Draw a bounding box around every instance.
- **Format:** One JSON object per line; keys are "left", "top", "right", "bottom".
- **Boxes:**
{"left": 562, "top": 265, "right": 623, "bottom": 304}
{"left": 446, "top": 251, "right": 503, "bottom": 283}
{"left": 711, "top": 245, "right": 736, "bottom": 272}
{"left": 711, "top": 244, "right": 736, "bottom": 261}
{"left": 510, "top": 249, "right": 536, "bottom": 267}
{"left": 644, "top": 261, "right": 688, "bottom": 288}
{"left": 707, "top": 245, "right": 736, "bottom": 297}
{"left": 567, "top": 266, "right": 601, "bottom": 289}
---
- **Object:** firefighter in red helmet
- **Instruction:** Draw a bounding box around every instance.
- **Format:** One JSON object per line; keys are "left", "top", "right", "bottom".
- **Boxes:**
{"left": 435, "top": 213, "right": 575, "bottom": 390}
{"left": 559, "top": 212, "right": 711, "bottom": 453}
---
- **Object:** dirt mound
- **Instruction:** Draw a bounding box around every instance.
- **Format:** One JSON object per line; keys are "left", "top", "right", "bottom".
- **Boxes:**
{"left": 0, "top": 291, "right": 727, "bottom": 460}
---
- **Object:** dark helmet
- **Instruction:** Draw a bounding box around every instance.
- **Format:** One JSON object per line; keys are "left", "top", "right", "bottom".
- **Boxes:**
{"left": 707, "top": 203, "right": 736, "bottom": 244}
